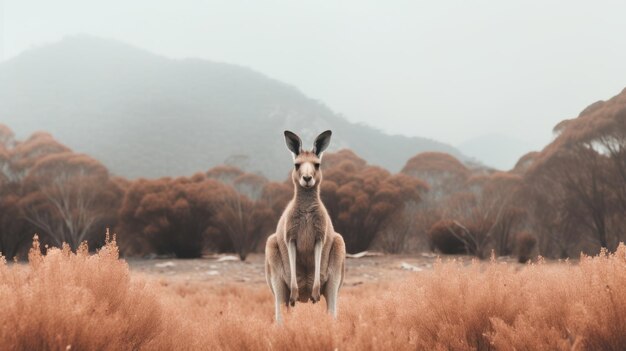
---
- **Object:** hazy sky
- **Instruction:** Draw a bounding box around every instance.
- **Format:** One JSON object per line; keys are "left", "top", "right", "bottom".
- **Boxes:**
{"left": 2, "top": 0, "right": 626, "bottom": 152}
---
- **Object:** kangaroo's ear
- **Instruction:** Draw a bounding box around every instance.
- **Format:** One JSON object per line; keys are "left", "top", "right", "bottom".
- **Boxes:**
{"left": 284, "top": 131, "right": 302, "bottom": 157}
{"left": 313, "top": 130, "right": 332, "bottom": 157}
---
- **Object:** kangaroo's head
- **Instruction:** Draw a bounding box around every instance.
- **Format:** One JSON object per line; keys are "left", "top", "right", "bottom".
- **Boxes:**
{"left": 284, "top": 130, "right": 332, "bottom": 190}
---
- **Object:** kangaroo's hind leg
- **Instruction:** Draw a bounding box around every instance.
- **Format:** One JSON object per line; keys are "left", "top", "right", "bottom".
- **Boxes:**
{"left": 265, "top": 234, "right": 289, "bottom": 323}
{"left": 323, "top": 234, "right": 346, "bottom": 318}
{"left": 270, "top": 273, "right": 289, "bottom": 324}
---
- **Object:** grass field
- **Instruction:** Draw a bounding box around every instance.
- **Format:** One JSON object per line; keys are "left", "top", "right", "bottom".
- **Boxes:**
{"left": 1, "top": 237, "right": 625, "bottom": 350}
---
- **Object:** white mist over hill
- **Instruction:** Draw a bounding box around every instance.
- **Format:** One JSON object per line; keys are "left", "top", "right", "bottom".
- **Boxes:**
{"left": 0, "top": 36, "right": 465, "bottom": 179}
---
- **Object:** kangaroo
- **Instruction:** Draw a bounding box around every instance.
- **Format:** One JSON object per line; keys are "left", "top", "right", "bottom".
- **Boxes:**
{"left": 264, "top": 130, "right": 346, "bottom": 324}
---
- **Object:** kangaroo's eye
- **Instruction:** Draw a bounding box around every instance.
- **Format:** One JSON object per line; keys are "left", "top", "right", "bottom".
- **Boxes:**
{"left": 314, "top": 163, "right": 320, "bottom": 170}
{"left": 295, "top": 163, "right": 301, "bottom": 170}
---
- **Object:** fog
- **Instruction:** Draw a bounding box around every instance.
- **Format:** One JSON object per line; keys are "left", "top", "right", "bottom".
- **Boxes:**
{"left": 2, "top": 0, "right": 626, "bottom": 167}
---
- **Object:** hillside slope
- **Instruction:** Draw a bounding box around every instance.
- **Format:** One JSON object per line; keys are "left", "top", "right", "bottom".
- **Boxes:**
{"left": 0, "top": 36, "right": 464, "bottom": 179}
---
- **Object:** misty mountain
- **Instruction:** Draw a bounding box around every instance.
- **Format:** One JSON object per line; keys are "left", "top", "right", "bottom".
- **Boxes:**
{"left": 0, "top": 36, "right": 465, "bottom": 179}
{"left": 457, "top": 134, "right": 532, "bottom": 171}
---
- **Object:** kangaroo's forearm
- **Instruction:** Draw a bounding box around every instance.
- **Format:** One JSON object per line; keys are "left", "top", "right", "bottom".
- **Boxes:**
{"left": 287, "top": 239, "right": 298, "bottom": 287}
{"left": 313, "top": 239, "right": 322, "bottom": 285}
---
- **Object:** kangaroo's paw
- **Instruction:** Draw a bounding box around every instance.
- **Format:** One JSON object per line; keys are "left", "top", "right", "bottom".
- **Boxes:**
{"left": 289, "top": 286, "right": 299, "bottom": 306}
{"left": 311, "top": 285, "right": 321, "bottom": 303}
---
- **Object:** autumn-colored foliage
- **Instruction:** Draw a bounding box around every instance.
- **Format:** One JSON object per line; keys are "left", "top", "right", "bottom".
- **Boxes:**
{"left": 402, "top": 151, "right": 470, "bottom": 200}
{"left": 118, "top": 175, "right": 223, "bottom": 258}
{"left": 479, "top": 173, "right": 526, "bottom": 255}
{"left": 259, "top": 181, "right": 292, "bottom": 218}
{"left": 20, "top": 152, "right": 123, "bottom": 249}
{"left": 523, "top": 88, "right": 626, "bottom": 256}
{"left": 0, "top": 126, "right": 121, "bottom": 257}
{"left": 422, "top": 171, "right": 526, "bottom": 258}
{"left": 511, "top": 151, "right": 539, "bottom": 175}
{"left": 2, "top": 84, "right": 626, "bottom": 261}
{"left": 0, "top": 125, "right": 291, "bottom": 259}
{"left": 117, "top": 163, "right": 285, "bottom": 259}
{"left": 321, "top": 150, "right": 427, "bottom": 253}
{"left": 0, "top": 235, "right": 162, "bottom": 350}
{"left": 2, "top": 237, "right": 626, "bottom": 350}
{"left": 400, "top": 152, "right": 474, "bottom": 254}
{"left": 428, "top": 219, "right": 467, "bottom": 254}
{"left": 207, "top": 180, "right": 274, "bottom": 260}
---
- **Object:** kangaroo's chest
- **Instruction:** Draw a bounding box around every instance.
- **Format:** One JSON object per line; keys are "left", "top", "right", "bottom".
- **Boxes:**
{"left": 287, "top": 210, "right": 326, "bottom": 257}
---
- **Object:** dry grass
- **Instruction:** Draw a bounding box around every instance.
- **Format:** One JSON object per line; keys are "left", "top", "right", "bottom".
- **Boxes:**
{"left": 1, "top": 238, "right": 625, "bottom": 350}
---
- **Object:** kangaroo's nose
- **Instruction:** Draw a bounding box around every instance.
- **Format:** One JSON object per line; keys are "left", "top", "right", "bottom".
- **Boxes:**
{"left": 303, "top": 176, "right": 312, "bottom": 182}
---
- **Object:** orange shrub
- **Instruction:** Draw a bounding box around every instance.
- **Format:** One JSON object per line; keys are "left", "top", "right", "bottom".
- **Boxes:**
{"left": 428, "top": 219, "right": 467, "bottom": 254}
{"left": 0, "top": 235, "right": 162, "bottom": 350}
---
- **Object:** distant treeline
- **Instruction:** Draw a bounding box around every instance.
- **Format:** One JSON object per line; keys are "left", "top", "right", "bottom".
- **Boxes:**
{"left": 0, "top": 90, "right": 624, "bottom": 261}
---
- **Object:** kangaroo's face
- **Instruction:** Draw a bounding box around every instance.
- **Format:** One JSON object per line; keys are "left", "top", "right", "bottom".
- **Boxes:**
{"left": 284, "top": 130, "right": 332, "bottom": 190}
{"left": 293, "top": 151, "right": 321, "bottom": 188}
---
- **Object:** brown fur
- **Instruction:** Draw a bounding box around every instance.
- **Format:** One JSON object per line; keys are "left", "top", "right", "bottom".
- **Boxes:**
{"left": 265, "top": 134, "right": 346, "bottom": 323}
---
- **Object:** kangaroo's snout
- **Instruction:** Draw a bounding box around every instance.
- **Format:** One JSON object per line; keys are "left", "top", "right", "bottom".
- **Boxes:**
{"left": 298, "top": 169, "right": 316, "bottom": 188}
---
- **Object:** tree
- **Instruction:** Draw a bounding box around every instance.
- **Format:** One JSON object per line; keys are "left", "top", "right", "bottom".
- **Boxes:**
{"left": 441, "top": 192, "right": 492, "bottom": 258}
{"left": 19, "top": 152, "right": 122, "bottom": 250}
{"left": 260, "top": 181, "right": 292, "bottom": 218}
{"left": 480, "top": 173, "right": 525, "bottom": 256}
{"left": 6, "top": 132, "right": 70, "bottom": 182}
{"left": 438, "top": 173, "right": 524, "bottom": 258}
{"left": 400, "top": 152, "right": 472, "bottom": 252}
{"left": 207, "top": 165, "right": 279, "bottom": 259}
{"left": 322, "top": 151, "right": 427, "bottom": 253}
{"left": 553, "top": 91, "right": 626, "bottom": 213}
{"left": 521, "top": 168, "right": 582, "bottom": 258}
{"left": 377, "top": 199, "right": 421, "bottom": 254}
{"left": 0, "top": 185, "right": 32, "bottom": 258}
{"left": 0, "top": 124, "right": 16, "bottom": 185}
{"left": 511, "top": 151, "right": 539, "bottom": 175}
{"left": 401, "top": 152, "right": 470, "bottom": 201}
{"left": 206, "top": 165, "right": 245, "bottom": 184}
{"left": 208, "top": 165, "right": 269, "bottom": 202}
{"left": 522, "top": 88, "right": 626, "bottom": 255}
{"left": 208, "top": 185, "right": 273, "bottom": 260}
{"left": 526, "top": 146, "right": 618, "bottom": 252}
{"left": 120, "top": 168, "right": 278, "bottom": 260}
{"left": 118, "top": 176, "right": 222, "bottom": 258}
{"left": 1, "top": 129, "right": 95, "bottom": 257}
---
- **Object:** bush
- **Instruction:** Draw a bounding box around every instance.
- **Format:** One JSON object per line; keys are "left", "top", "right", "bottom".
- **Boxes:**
{"left": 118, "top": 171, "right": 279, "bottom": 260}
{"left": 516, "top": 231, "right": 537, "bottom": 263}
{"left": 428, "top": 219, "right": 467, "bottom": 254}
{"left": 118, "top": 176, "right": 226, "bottom": 258}
{"left": 0, "top": 234, "right": 162, "bottom": 350}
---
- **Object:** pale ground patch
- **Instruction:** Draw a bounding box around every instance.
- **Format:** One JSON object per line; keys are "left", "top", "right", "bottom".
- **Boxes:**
{"left": 126, "top": 252, "right": 526, "bottom": 285}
